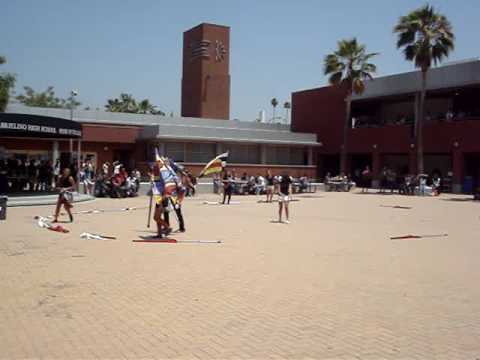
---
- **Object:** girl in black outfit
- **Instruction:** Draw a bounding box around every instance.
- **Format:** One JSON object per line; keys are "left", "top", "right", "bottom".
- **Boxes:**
{"left": 53, "top": 168, "right": 75, "bottom": 223}
{"left": 265, "top": 170, "right": 275, "bottom": 203}
{"left": 222, "top": 171, "right": 234, "bottom": 205}
{"left": 277, "top": 173, "right": 293, "bottom": 223}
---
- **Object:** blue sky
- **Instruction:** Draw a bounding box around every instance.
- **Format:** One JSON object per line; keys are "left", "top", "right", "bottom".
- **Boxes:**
{"left": 2, "top": 0, "right": 478, "bottom": 120}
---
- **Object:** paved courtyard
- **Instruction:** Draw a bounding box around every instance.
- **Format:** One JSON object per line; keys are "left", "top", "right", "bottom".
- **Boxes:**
{"left": 1, "top": 191, "right": 479, "bottom": 359}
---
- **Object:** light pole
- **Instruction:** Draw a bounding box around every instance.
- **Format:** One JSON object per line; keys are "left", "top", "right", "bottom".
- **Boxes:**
{"left": 69, "top": 90, "right": 78, "bottom": 166}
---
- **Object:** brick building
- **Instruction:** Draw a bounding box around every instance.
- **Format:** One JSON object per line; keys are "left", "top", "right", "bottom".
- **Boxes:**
{"left": 2, "top": 106, "right": 319, "bottom": 180}
{"left": 181, "top": 23, "right": 230, "bottom": 120}
{"left": 292, "top": 58, "right": 480, "bottom": 193}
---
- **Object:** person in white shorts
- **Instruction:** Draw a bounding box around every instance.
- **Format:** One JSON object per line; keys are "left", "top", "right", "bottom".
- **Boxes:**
{"left": 277, "top": 173, "right": 293, "bottom": 223}
{"left": 265, "top": 170, "right": 275, "bottom": 203}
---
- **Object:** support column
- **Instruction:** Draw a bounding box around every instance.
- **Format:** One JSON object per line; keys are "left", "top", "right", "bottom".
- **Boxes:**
{"left": 216, "top": 143, "right": 222, "bottom": 155}
{"left": 372, "top": 149, "right": 381, "bottom": 189}
{"left": 452, "top": 148, "right": 463, "bottom": 194}
{"left": 77, "top": 140, "right": 82, "bottom": 192}
{"left": 52, "top": 141, "right": 59, "bottom": 165}
{"left": 69, "top": 139, "right": 73, "bottom": 165}
{"left": 77, "top": 140, "right": 82, "bottom": 171}
{"left": 307, "top": 147, "right": 313, "bottom": 166}
{"left": 261, "top": 144, "right": 267, "bottom": 164}
{"left": 407, "top": 142, "right": 417, "bottom": 175}
{"left": 414, "top": 93, "right": 420, "bottom": 138}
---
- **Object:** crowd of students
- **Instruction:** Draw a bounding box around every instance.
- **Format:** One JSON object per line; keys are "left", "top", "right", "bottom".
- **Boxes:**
{"left": 212, "top": 170, "right": 311, "bottom": 198}
{"left": 213, "top": 169, "right": 301, "bottom": 223}
{"left": 357, "top": 165, "right": 443, "bottom": 196}
{"left": 0, "top": 157, "right": 60, "bottom": 194}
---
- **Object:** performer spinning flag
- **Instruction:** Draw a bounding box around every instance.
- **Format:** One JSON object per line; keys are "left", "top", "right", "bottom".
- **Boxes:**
{"left": 149, "top": 149, "right": 188, "bottom": 238}
{"left": 150, "top": 149, "right": 177, "bottom": 237}
{"left": 198, "top": 152, "right": 229, "bottom": 178}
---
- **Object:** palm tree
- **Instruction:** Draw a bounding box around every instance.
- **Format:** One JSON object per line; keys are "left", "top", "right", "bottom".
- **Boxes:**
{"left": 105, "top": 98, "right": 121, "bottom": 112}
{"left": 283, "top": 101, "right": 291, "bottom": 124}
{"left": 119, "top": 93, "right": 138, "bottom": 113}
{"left": 271, "top": 98, "right": 278, "bottom": 122}
{"left": 324, "top": 38, "right": 378, "bottom": 173}
{"left": 0, "top": 55, "right": 15, "bottom": 112}
{"left": 138, "top": 99, "right": 155, "bottom": 114}
{"left": 394, "top": 4, "right": 454, "bottom": 174}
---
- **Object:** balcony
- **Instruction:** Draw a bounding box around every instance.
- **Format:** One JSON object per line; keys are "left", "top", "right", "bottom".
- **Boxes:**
{"left": 347, "top": 115, "right": 480, "bottom": 153}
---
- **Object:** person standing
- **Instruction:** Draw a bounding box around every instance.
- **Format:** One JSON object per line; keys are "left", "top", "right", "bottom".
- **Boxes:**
{"left": 222, "top": 170, "right": 234, "bottom": 205}
{"left": 53, "top": 168, "right": 75, "bottom": 223}
{"left": 265, "top": 170, "right": 274, "bottom": 203}
{"left": 361, "top": 166, "right": 371, "bottom": 193}
{"left": 277, "top": 173, "right": 293, "bottom": 223}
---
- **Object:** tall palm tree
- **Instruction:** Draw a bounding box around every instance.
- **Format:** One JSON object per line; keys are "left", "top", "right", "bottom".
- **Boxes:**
{"left": 105, "top": 98, "right": 121, "bottom": 112}
{"left": 283, "top": 101, "right": 291, "bottom": 124}
{"left": 138, "top": 99, "right": 155, "bottom": 114}
{"left": 271, "top": 98, "right": 278, "bottom": 122}
{"left": 119, "top": 93, "right": 138, "bottom": 113}
{"left": 394, "top": 4, "right": 454, "bottom": 174}
{"left": 324, "top": 38, "right": 378, "bottom": 173}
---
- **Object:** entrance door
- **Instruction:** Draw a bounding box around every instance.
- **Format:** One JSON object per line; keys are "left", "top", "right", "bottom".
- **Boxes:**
{"left": 319, "top": 154, "right": 340, "bottom": 179}
{"left": 350, "top": 154, "right": 372, "bottom": 183}
{"left": 113, "top": 150, "right": 133, "bottom": 171}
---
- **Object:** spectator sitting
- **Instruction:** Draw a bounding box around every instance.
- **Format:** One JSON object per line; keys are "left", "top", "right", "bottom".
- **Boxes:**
{"left": 299, "top": 174, "right": 310, "bottom": 193}
{"left": 255, "top": 174, "right": 266, "bottom": 195}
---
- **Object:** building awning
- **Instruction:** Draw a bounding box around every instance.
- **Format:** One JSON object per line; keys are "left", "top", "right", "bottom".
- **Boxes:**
{"left": 0, "top": 113, "right": 82, "bottom": 139}
{"left": 140, "top": 123, "right": 320, "bottom": 146}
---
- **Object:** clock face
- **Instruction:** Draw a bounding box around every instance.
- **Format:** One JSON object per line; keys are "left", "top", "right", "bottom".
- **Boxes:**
{"left": 215, "top": 40, "right": 227, "bottom": 62}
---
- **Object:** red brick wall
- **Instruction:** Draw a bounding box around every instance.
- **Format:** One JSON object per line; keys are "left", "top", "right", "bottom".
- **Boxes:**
{"left": 82, "top": 124, "right": 141, "bottom": 143}
{"left": 292, "top": 84, "right": 480, "bottom": 155}
{"left": 292, "top": 84, "right": 347, "bottom": 153}
{"left": 181, "top": 23, "right": 230, "bottom": 119}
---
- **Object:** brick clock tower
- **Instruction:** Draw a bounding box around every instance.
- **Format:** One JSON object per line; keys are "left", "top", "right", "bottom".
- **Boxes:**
{"left": 181, "top": 23, "right": 230, "bottom": 120}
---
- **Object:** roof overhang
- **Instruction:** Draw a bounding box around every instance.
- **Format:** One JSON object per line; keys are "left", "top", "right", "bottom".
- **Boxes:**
{"left": 352, "top": 58, "right": 480, "bottom": 102}
{"left": 140, "top": 123, "right": 320, "bottom": 146}
{"left": 0, "top": 113, "right": 82, "bottom": 139}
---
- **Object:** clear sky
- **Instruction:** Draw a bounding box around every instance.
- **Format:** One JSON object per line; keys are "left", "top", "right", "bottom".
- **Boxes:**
{"left": 2, "top": 0, "right": 478, "bottom": 121}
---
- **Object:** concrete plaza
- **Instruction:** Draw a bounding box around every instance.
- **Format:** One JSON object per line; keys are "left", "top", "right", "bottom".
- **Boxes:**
{"left": 1, "top": 191, "right": 479, "bottom": 359}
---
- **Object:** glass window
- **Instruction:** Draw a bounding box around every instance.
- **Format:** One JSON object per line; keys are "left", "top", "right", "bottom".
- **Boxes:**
{"left": 165, "top": 142, "right": 185, "bottom": 162}
{"left": 276, "top": 146, "right": 290, "bottom": 165}
{"left": 290, "top": 147, "right": 305, "bottom": 165}
{"left": 265, "top": 146, "right": 306, "bottom": 165}
{"left": 225, "top": 144, "right": 260, "bottom": 164}
{"left": 185, "top": 143, "right": 216, "bottom": 163}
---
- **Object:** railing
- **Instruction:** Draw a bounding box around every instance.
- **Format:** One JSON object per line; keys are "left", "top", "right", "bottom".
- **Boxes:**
{"left": 352, "top": 114, "right": 480, "bottom": 129}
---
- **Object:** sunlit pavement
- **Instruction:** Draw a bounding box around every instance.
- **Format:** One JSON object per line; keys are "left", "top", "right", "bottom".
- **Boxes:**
{"left": 1, "top": 191, "right": 479, "bottom": 359}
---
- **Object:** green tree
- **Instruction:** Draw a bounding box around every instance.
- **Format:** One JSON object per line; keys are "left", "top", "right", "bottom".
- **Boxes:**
{"left": 105, "top": 93, "right": 164, "bottom": 115}
{"left": 16, "top": 86, "right": 80, "bottom": 109}
{"left": 283, "top": 101, "right": 291, "bottom": 123}
{"left": 0, "top": 56, "right": 16, "bottom": 112}
{"left": 324, "top": 38, "right": 378, "bottom": 174}
{"left": 394, "top": 4, "right": 454, "bottom": 174}
{"left": 271, "top": 97, "right": 278, "bottom": 122}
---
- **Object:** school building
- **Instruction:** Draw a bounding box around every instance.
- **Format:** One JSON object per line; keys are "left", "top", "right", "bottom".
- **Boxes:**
{"left": 292, "top": 58, "right": 480, "bottom": 193}
{"left": 1, "top": 105, "right": 319, "bottom": 178}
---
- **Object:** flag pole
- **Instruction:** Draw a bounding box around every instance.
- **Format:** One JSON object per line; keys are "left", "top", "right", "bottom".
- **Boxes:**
{"left": 147, "top": 182, "right": 153, "bottom": 228}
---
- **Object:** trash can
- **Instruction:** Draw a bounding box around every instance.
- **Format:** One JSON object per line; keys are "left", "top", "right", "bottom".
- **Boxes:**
{"left": 463, "top": 176, "right": 473, "bottom": 194}
{"left": 0, "top": 196, "right": 7, "bottom": 220}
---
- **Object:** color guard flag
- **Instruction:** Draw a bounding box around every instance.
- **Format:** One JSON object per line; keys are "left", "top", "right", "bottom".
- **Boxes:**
{"left": 152, "top": 148, "right": 179, "bottom": 204}
{"left": 198, "top": 152, "right": 229, "bottom": 177}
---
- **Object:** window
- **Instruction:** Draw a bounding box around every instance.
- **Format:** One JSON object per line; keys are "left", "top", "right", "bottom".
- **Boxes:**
{"left": 185, "top": 143, "right": 216, "bottom": 163}
{"left": 226, "top": 144, "right": 260, "bottom": 164}
{"left": 266, "top": 146, "right": 307, "bottom": 165}
{"left": 165, "top": 142, "right": 185, "bottom": 162}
